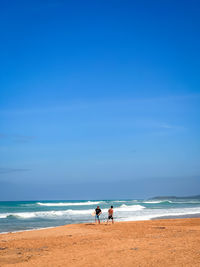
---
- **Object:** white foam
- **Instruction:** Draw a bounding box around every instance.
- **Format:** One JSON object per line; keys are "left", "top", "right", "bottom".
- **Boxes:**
{"left": 0, "top": 209, "right": 95, "bottom": 219}
{"left": 37, "top": 201, "right": 101, "bottom": 206}
{"left": 143, "top": 200, "right": 172, "bottom": 204}
{"left": 0, "top": 205, "right": 144, "bottom": 219}
{"left": 118, "top": 207, "right": 200, "bottom": 222}
{"left": 1, "top": 205, "right": 200, "bottom": 222}
{"left": 115, "top": 204, "right": 145, "bottom": 212}
{"left": 113, "top": 200, "right": 126, "bottom": 203}
{"left": 0, "top": 214, "right": 7, "bottom": 219}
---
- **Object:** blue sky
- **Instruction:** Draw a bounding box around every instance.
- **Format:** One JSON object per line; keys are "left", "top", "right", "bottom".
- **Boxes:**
{"left": 0, "top": 0, "right": 200, "bottom": 200}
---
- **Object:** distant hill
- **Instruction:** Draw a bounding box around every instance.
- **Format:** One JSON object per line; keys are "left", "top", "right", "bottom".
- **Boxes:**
{"left": 149, "top": 195, "right": 200, "bottom": 200}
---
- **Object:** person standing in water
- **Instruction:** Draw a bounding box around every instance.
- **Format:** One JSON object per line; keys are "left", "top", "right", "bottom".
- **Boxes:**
{"left": 107, "top": 206, "right": 114, "bottom": 224}
{"left": 95, "top": 206, "right": 102, "bottom": 224}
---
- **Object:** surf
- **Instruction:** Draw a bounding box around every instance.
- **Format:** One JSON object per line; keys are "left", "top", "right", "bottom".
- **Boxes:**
{"left": 37, "top": 201, "right": 102, "bottom": 206}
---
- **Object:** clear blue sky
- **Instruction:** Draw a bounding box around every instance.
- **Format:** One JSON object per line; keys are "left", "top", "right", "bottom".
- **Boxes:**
{"left": 0, "top": 0, "right": 200, "bottom": 200}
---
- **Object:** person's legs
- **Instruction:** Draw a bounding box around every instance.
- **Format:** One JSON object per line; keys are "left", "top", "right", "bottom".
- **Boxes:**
{"left": 107, "top": 215, "right": 112, "bottom": 224}
{"left": 96, "top": 215, "right": 100, "bottom": 224}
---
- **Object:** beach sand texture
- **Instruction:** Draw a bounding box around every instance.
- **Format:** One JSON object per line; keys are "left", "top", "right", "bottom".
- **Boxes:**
{"left": 0, "top": 218, "right": 200, "bottom": 266}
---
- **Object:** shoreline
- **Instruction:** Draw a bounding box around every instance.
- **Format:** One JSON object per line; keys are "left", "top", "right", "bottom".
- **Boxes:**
{"left": 0, "top": 218, "right": 200, "bottom": 266}
{"left": 1, "top": 212, "right": 200, "bottom": 235}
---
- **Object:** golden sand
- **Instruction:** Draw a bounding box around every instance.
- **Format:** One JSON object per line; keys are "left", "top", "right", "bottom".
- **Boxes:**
{"left": 0, "top": 218, "right": 200, "bottom": 266}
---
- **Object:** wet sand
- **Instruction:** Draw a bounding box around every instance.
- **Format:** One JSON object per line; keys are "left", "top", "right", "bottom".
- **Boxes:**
{"left": 0, "top": 218, "right": 200, "bottom": 266}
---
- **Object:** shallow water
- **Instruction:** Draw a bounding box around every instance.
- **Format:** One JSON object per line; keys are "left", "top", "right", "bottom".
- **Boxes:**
{"left": 1, "top": 198, "right": 200, "bottom": 233}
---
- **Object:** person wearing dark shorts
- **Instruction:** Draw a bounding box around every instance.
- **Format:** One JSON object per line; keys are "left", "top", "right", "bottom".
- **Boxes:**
{"left": 95, "top": 206, "right": 102, "bottom": 224}
{"left": 107, "top": 206, "right": 114, "bottom": 224}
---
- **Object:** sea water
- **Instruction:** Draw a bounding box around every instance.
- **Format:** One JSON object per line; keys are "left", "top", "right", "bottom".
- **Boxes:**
{"left": 1, "top": 198, "right": 200, "bottom": 233}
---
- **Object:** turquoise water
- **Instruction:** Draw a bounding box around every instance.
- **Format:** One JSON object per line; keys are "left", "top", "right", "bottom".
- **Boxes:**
{"left": 1, "top": 198, "right": 200, "bottom": 233}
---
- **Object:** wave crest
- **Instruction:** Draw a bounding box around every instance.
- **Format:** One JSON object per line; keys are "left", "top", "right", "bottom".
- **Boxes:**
{"left": 0, "top": 205, "right": 145, "bottom": 219}
{"left": 37, "top": 201, "right": 101, "bottom": 207}
{"left": 115, "top": 204, "right": 145, "bottom": 211}
{"left": 143, "top": 200, "right": 172, "bottom": 204}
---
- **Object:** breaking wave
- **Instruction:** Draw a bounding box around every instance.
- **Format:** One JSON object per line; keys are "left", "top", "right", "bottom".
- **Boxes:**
{"left": 1, "top": 199, "right": 200, "bottom": 233}
{"left": 1, "top": 206, "right": 200, "bottom": 221}
{"left": 143, "top": 200, "right": 172, "bottom": 204}
{"left": 37, "top": 201, "right": 101, "bottom": 206}
{"left": 115, "top": 204, "right": 145, "bottom": 212}
{"left": 0, "top": 204, "right": 145, "bottom": 219}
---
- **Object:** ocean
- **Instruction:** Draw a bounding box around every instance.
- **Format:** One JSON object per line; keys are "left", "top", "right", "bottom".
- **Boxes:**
{"left": 1, "top": 197, "right": 200, "bottom": 233}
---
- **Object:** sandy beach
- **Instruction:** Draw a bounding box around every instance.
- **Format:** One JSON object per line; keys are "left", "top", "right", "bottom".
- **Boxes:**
{"left": 0, "top": 218, "right": 200, "bottom": 266}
